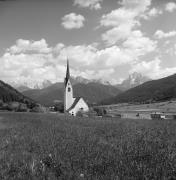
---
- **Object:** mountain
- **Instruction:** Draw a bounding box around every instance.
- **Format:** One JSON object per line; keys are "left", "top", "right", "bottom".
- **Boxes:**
{"left": 14, "top": 80, "right": 53, "bottom": 91}
{"left": 23, "top": 82, "right": 64, "bottom": 107}
{"left": 102, "top": 73, "right": 176, "bottom": 105}
{"left": 70, "top": 76, "right": 111, "bottom": 86}
{"left": 70, "top": 76, "right": 91, "bottom": 85}
{"left": 16, "top": 85, "right": 31, "bottom": 92}
{"left": 23, "top": 82, "right": 121, "bottom": 107}
{"left": 116, "top": 72, "right": 151, "bottom": 91}
{"left": 0, "top": 80, "right": 36, "bottom": 106}
{"left": 15, "top": 77, "right": 111, "bottom": 92}
{"left": 73, "top": 83, "right": 120, "bottom": 104}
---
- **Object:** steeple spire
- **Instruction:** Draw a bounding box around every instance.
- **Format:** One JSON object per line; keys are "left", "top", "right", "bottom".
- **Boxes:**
{"left": 65, "top": 59, "right": 70, "bottom": 87}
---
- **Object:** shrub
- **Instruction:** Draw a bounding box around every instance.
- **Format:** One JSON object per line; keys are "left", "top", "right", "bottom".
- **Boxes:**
{"left": 93, "top": 107, "right": 107, "bottom": 116}
{"left": 17, "top": 103, "right": 28, "bottom": 112}
{"left": 54, "top": 102, "right": 64, "bottom": 113}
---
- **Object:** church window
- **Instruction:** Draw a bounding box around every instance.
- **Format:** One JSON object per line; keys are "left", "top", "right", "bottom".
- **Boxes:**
{"left": 68, "top": 87, "right": 71, "bottom": 92}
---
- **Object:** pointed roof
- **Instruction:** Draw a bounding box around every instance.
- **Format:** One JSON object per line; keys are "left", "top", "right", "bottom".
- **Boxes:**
{"left": 64, "top": 59, "right": 70, "bottom": 87}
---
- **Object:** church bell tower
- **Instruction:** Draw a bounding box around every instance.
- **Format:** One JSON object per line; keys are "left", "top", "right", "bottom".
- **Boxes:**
{"left": 64, "top": 60, "right": 74, "bottom": 112}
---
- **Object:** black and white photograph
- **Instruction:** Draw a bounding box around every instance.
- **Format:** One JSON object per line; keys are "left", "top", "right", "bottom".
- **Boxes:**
{"left": 0, "top": 0, "right": 176, "bottom": 179}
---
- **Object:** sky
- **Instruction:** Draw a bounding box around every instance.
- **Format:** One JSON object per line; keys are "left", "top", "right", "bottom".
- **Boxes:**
{"left": 0, "top": 0, "right": 176, "bottom": 87}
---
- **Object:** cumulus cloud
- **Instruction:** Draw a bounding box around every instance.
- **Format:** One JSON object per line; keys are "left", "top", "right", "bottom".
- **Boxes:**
{"left": 0, "top": 37, "right": 158, "bottom": 86}
{"left": 61, "top": 13, "right": 85, "bottom": 29}
{"left": 165, "top": 2, "right": 176, "bottom": 12}
{"left": 0, "top": 52, "right": 65, "bottom": 87}
{"left": 142, "top": 8, "right": 163, "bottom": 20}
{"left": 100, "top": 8, "right": 138, "bottom": 27}
{"left": 7, "top": 39, "right": 51, "bottom": 54}
{"left": 120, "top": 0, "right": 151, "bottom": 13}
{"left": 100, "top": 0, "right": 153, "bottom": 45}
{"left": 154, "top": 30, "right": 176, "bottom": 39}
{"left": 130, "top": 58, "right": 176, "bottom": 79}
{"left": 123, "top": 31, "right": 157, "bottom": 55}
{"left": 102, "top": 24, "right": 132, "bottom": 45}
{"left": 74, "top": 0, "right": 102, "bottom": 10}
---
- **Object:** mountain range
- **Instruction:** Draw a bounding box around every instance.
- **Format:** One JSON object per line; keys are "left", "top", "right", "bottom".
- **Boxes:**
{"left": 1, "top": 72, "right": 176, "bottom": 107}
{"left": 16, "top": 72, "right": 149, "bottom": 92}
{"left": 102, "top": 73, "right": 176, "bottom": 105}
{"left": 13, "top": 79, "right": 53, "bottom": 91}
{"left": 18, "top": 72, "right": 151, "bottom": 106}
{"left": 116, "top": 72, "right": 151, "bottom": 91}
{"left": 22, "top": 82, "right": 121, "bottom": 107}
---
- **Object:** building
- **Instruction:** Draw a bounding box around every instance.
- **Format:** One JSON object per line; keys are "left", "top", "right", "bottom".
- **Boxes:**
{"left": 64, "top": 60, "right": 89, "bottom": 116}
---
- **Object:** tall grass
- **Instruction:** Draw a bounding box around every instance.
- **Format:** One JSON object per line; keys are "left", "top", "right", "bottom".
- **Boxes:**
{"left": 0, "top": 112, "right": 176, "bottom": 179}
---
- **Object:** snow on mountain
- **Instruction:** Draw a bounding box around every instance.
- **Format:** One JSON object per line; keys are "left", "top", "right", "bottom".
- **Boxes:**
{"left": 71, "top": 76, "right": 111, "bottom": 86}
{"left": 116, "top": 72, "right": 151, "bottom": 91}
{"left": 13, "top": 80, "right": 53, "bottom": 91}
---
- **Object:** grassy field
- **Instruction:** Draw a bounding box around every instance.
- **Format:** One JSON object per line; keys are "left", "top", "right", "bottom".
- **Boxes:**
{"left": 0, "top": 113, "right": 176, "bottom": 179}
{"left": 101, "top": 100, "right": 176, "bottom": 113}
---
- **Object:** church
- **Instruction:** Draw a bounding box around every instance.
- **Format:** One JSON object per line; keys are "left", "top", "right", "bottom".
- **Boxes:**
{"left": 64, "top": 60, "right": 89, "bottom": 116}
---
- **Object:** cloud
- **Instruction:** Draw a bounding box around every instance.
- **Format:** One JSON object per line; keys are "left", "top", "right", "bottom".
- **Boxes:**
{"left": 130, "top": 58, "right": 176, "bottom": 79}
{"left": 154, "top": 30, "right": 176, "bottom": 39}
{"left": 120, "top": 0, "right": 151, "bottom": 13}
{"left": 57, "top": 44, "right": 133, "bottom": 69}
{"left": 0, "top": 52, "right": 65, "bottom": 88}
{"left": 123, "top": 31, "right": 157, "bottom": 56}
{"left": 147, "top": 8, "right": 162, "bottom": 16}
{"left": 100, "top": 8, "right": 139, "bottom": 45}
{"left": 165, "top": 2, "right": 176, "bottom": 12}
{"left": 101, "top": 0, "right": 152, "bottom": 29}
{"left": 101, "top": 25, "right": 132, "bottom": 45}
{"left": 0, "top": 37, "right": 157, "bottom": 86}
{"left": 100, "top": 8, "right": 138, "bottom": 27}
{"left": 61, "top": 13, "right": 85, "bottom": 29}
{"left": 100, "top": 0, "right": 153, "bottom": 45}
{"left": 142, "top": 8, "right": 163, "bottom": 20}
{"left": 7, "top": 39, "right": 51, "bottom": 54}
{"left": 74, "top": 0, "right": 102, "bottom": 10}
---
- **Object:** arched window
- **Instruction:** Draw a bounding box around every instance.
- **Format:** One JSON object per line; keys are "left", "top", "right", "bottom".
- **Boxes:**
{"left": 68, "top": 87, "right": 71, "bottom": 92}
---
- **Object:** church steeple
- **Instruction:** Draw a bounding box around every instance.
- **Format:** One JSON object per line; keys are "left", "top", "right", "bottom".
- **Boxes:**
{"left": 65, "top": 59, "right": 70, "bottom": 87}
{"left": 64, "top": 59, "right": 74, "bottom": 112}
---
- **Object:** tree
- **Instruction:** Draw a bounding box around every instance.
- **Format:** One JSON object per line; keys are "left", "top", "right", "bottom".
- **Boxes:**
{"left": 54, "top": 101, "right": 64, "bottom": 113}
{"left": 93, "top": 107, "right": 107, "bottom": 116}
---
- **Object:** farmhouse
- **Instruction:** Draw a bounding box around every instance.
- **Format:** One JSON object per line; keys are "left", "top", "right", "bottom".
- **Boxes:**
{"left": 64, "top": 60, "right": 89, "bottom": 116}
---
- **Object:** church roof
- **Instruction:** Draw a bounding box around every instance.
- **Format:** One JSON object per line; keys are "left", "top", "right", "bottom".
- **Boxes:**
{"left": 67, "top": 97, "right": 81, "bottom": 112}
{"left": 64, "top": 59, "right": 70, "bottom": 87}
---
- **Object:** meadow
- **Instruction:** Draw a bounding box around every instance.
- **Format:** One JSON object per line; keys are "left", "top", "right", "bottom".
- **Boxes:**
{"left": 0, "top": 112, "right": 176, "bottom": 179}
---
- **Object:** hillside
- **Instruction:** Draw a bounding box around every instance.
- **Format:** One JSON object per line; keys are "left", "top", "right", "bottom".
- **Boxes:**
{"left": 23, "top": 82, "right": 121, "bottom": 106}
{"left": 0, "top": 80, "right": 35, "bottom": 106}
{"left": 102, "top": 73, "right": 176, "bottom": 105}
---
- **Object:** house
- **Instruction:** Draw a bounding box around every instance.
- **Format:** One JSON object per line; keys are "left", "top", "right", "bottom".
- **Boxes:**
{"left": 64, "top": 60, "right": 89, "bottom": 116}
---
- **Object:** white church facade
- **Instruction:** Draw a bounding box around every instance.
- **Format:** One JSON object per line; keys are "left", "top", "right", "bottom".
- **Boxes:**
{"left": 64, "top": 60, "right": 89, "bottom": 116}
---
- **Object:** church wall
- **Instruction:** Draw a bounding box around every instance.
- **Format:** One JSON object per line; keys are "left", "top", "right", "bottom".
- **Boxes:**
{"left": 69, "top": 98, "right": 89, "bottom": 116}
